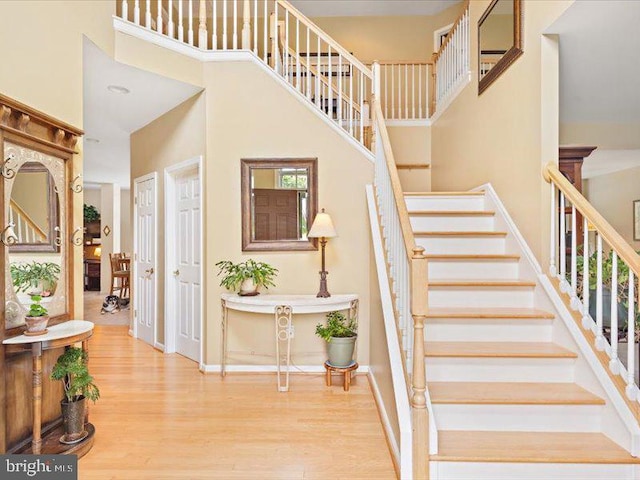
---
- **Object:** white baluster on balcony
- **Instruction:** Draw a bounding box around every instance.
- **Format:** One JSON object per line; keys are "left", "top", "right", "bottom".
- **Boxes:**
{"left": 233, "top": 0, "right": 238, "bottom": 49}
{"left": 582, "top": 216, "right": 591, "bottom": 329}
{"left": 338, "top": 56, "right": 343, "bottom": 127}
{"left": 610, "top": 251, "right": 621, "bottom": 374}
{"left": 306, "top": 27, "right": 311, "bottom": 99}
{"left": 391, "top": 64, "right": 395, "bottom": 119}
{"left": 178, "top": 0, "right": 184, "bottom": 41}
{"left": 327, "top": 45, "right": 333, "bottom": 119}
{"left": 384, "top": 65, "right": 388, "bottom": 118}
{"left": 315, "top": 36, "right": 320, "bottom": 107}
{"left": 223, "top": 0, "right": 228, "bottom": 50}
{"left": 404, "top": 64, "right": 408, "bottom": 120}
{"left": 188, "top": 0, "right": 194, "bottom": 45}
{"left": 296, "top": 19, "right": 301, "bottom": 92}
{"left": 626, "top": 271, "right": 637, "bottom": 400}
{"left": 359, "top": 70, "right": 364, "bottom": 143}
{"left": 596, "top": 234, "right": 605, "bottom": 350}
{"left": 412, "top": 64, "right": 416, "bottom": 119}
{"left": 263, "top": 0, "right": 267, "bottom": 62}
{"left": 122, "top": 0, "right": 128, "bottom": 21}
{"left": 559, "top": 192, "right": 567, "bottom": 290}
{"left": 284, "top": 11, "right": 289, "bottom": 81}
{"left": 418, "top": 65, "right": 423, "bottom": 118}
{"left": 253, "top": 0, "right": 258, "bottom": 55}
{"left": 199, "top": 0, "right": 207, "bottom": 49}
{"left": 211, "top": 0, "right": 217, "bottom": 49}
{"left": 134, "top": 0, "right": 140, "bottom": 24}
{"left": 156, "top": 0, "right": 162, "bottom": 33}
{"left": 550, "top": 185, "right": 557, "bottom": 276}
{"left": 570, "top": 205, "right": 579, "bottom": 310}
{"left": 145, "top": 0, "right": 151, "bottom": 28}
{"left": 242, "top": 0, "right": 251, "bottom": 49}
{"left": 349, "top": 61, "right": 354, "bottom": 135}
{"left": 167, "top": 0, "right": 174, "bottom": 38}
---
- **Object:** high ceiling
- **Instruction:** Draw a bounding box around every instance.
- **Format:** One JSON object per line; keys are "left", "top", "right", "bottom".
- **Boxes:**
{"left": 83, "top": 38, "right": 201, "bottom": 188}
{"left": 290, "top": 0, "right": 461, "bottom": 17}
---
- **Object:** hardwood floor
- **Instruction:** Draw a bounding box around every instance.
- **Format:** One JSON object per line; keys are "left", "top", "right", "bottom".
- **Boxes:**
{"left": 80, "top": 326, "right": 395, "bottom": 479}
{"left": 83, "top": 291, "right": 130, "bottom": 326}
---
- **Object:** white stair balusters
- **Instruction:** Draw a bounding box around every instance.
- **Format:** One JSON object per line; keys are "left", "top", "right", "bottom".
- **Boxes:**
{"left": 198, "top": 0, "right": 207, "bottom": 49}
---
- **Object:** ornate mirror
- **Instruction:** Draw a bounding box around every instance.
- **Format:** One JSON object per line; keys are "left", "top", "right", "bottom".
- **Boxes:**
{"left": 4, "top": 142, "right": 68, "bottom": 329}
{"left": 478, "top": 0, "right": 523, "bottom": 94}
{"left": 241, "top": 158, "right": 318, "bottom": 251}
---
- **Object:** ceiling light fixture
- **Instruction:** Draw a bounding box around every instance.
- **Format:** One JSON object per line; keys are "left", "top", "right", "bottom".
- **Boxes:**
{"left": 107, "top": 85, "right": 130, "bottom": 94}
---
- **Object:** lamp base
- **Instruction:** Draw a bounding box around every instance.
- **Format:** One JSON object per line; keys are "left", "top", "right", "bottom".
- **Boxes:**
{"left": 316, "top": 270, "right": 331, "bottom": 298}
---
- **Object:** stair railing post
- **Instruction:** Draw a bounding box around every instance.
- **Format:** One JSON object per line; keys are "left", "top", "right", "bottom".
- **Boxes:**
{"left": 242, "top": 0, "right": 251, "bottom": 49}
{"left": 411, "top": 246, "right": 428, "bottom": 480}
{"left": 371, "top": 61, "right": 381, "bottom": 154}
{"left": 429, "top": 53, "right": 437, "bottom": 117}
{"left": 198, "top": 0, "right": 207, "bottom": 49}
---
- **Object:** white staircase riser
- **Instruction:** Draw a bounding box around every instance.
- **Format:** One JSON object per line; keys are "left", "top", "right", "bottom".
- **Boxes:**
{"left": 425, "top": 357, "right": 576, "bottom": 383}
{"left": 428, "top": 287, "right": 534, "bottom": 308}
{"left": 433, "top": 404, "right": 603, "bottom": 432}
{"left": 430, "top": 461, "right": 637, "bottom": 480}
{"left": 410, "top": 215, "right": 495, "bottom": 231}
{"left": 425, "top": 319, "right": 553, "bottom": 343}
{"left": 428, "top": 259, "right": 519, "bottom": 279}
{"left": 405, "top": 196, "right": 485, "bottom": 211}
{"left": 416, "top": 236, "right": 506, "bottom": 254}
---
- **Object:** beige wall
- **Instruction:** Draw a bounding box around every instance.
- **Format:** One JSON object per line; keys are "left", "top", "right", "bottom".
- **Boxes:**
{"left": 205, "top": 60, "right": 374, "bottom": 366}
{"left": 479, "top": 14, "right": 514, "bottom": 52}
{"left": 0, "top": 0, "right": 116, "bottom": 319}
{"left": 121, "top": 189, "right": 133, "bottom": 254}
{"left": 83, "top": 188, "right": 101, "bottom": 212}
{"left": 431, "top": 0, "right": 572, "bottom": 266}
{"left": 311, "top": 3, "right": 465, "bottom": 62}
{"left": 561, "top": 122, "right": 640, "bottom": 150}
{"left": 585, "top": 168, "right": 640, "bottom": 250}
{"left": 131, "top": 93, "right": 207, "bottom": 344}
{"left": 388, "top": 126, "right": 431, "bottom": 192}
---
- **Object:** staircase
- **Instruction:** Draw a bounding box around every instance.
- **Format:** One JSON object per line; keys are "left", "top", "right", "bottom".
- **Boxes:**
{"left": 405, "top": 189, "right": 640, "bottom": 479}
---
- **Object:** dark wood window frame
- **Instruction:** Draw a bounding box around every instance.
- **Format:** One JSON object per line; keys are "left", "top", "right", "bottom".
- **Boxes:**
{"left": 241, "top": 158, "right": 318, "bottom": 252}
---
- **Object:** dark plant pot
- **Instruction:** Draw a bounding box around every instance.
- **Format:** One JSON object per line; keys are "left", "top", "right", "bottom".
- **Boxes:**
{"left": 327, "top": 336, "right": 357, "bottom": 367}
{"left": 588, "top": 288, "right": 628, "bottom": 329}
{"left": 24, "top": 315, "right": 49, "bottom": 335}
{"left": 60, "top": 396, "right": 86, "bottom": 444}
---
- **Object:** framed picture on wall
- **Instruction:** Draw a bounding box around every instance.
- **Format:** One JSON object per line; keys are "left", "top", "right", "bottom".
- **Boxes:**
{"left": 634, "top": 200, "right": 640, "bottom": 240}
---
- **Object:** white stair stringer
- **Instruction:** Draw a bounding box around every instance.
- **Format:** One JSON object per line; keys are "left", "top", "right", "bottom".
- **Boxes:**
{"left": 403, "top": 186, "right": 640, "bottom": 479}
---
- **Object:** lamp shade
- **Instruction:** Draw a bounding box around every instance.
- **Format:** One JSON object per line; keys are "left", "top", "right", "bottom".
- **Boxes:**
{"left": 308, "top": 209, "right": 337, "bottom": 238}
{"left": 93, "top": 246, "right": 102, "bottom": 258}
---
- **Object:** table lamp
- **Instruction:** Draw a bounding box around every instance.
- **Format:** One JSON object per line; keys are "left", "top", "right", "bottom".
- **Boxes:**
{"left": 308, "top": 209, "right": 337, "bottom": 298}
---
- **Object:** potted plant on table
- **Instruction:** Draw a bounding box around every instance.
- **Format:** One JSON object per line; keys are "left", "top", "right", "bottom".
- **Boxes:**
{"left": 316, "top": 311, "right": 358, "bottom": 367}
{"left": 215, "top": 259, "right": 278, "bottom": 296}
{"left": 51, "top": 347, "right": 100, "bottom": 444}
{"left": 24, "top": 295, "right": 49, "bottom": 335}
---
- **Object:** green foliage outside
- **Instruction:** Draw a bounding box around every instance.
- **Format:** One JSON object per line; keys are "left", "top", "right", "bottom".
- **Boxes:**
{"left": 51, "top": 347, "right": 100, "bottom": 403}
{"left": 315, "top": 311, "right": 357, "bottom": 342}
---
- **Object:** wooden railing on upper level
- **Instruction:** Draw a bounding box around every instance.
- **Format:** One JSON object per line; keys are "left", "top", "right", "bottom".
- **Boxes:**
{"left": 544, "top": 163, "right": 640, "bottom": 419}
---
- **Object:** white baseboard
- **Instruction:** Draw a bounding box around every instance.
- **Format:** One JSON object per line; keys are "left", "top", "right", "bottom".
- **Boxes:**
{"left": 154, "top": 342, "right": 165, "bottom": 352}
{"left": 128, "top": 329, "right": 134, "bottom": 337}
{"left": 368, "top": 370, "right": 401, "bottom": 474}
{"left": 199, "top": 364, "right": 370, "bottom": 374}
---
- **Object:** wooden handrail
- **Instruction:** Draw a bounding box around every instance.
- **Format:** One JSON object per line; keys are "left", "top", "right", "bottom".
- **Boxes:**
{"left": 280, "top": 40, "right": 362, "bottom": 114}
{"left": 9, "top": 199, "right": 47, "bottom": 240}
{"left": 433, "top": 0, "right": 470, "bottom": 63}
{"left": 372, "top": 97, "right": 416, "bottom": 260}
{"left": 544, "top": 162, "right": 640, "bottom": 276}
{"left": 277, "top": 0, "right": 373, "bottom": 78}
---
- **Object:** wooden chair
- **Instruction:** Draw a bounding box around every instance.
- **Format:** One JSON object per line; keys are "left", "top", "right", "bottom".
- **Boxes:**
{"left": 109, "top": 253, "right": 130, "bottom": 299}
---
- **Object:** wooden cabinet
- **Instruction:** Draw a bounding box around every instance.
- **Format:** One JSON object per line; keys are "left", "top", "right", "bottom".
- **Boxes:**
{"left": 84, "top": 259, "right": 100, "bottom": 291}
{"left": 559, "top": 146, "right": 597, "bottom": 245}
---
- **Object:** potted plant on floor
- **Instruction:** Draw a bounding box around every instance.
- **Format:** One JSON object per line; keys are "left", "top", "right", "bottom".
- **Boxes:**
{"left": 215, "top": 259, "right": 278, "bottom": 296}
{"left": 51, "top": 347, "right": 100, "bottom": 444}
{"left": 316, "top": 311, "right": 358, "bottom": 367}
{"left": 24, "top": 294, "right": 49, "bottom": 335}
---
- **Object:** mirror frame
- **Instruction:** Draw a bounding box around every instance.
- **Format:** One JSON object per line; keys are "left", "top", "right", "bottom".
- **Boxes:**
{"left": 478, "top": 0, "right": 523, "bottom": 95}
{"left": 9, "top": 161, "right": 60, "bottom": 253}
{"left": 241, "top": 158, "right": 318, "bottom": 252}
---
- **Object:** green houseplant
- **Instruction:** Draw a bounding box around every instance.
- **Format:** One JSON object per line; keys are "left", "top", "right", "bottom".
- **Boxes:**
{"left": 83, "top": 204, "right": 100, "bottom": 223}
{"left": 24, "top": 294, "right": 49, "bottom": 335}
{"left": 215, "top": 259, "right": 278, "bottom": 296}
{"left": 51, "top": 347, "right": 100, "bottom": 444}
{"left": 316, "top": 311, "right": 358, "bottom": 367}
{"left": 11, "top": 261, "right": 61, "bottom": 297}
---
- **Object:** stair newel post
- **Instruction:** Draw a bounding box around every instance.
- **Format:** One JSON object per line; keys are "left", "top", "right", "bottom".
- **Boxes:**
{"left": 241, "top": 0, "right": 250, "bottom": 49}
{"left": 198, "top": 0, "right": 207, "bottom": 49}
{"left": 411, "top": 246, "right": 428, "bottom": 480}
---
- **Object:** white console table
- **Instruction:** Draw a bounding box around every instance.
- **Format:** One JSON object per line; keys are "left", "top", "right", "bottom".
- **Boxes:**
{"left": 220, "top": 294, "right": 358, "bottom": 392}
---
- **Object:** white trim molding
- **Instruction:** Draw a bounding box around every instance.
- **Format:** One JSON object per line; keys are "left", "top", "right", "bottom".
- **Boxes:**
{"left": 199, "top": 364, "right": 370, "bottom": 374}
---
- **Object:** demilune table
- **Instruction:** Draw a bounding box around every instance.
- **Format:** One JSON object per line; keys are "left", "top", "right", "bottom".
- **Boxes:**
{"left": 220, "top": 294, "right": 358, "bottom": 392}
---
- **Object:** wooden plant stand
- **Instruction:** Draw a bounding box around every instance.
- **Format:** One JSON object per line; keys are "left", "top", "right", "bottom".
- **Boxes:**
{"left": 324, "top": 361, "right": 358, "bottom": 391}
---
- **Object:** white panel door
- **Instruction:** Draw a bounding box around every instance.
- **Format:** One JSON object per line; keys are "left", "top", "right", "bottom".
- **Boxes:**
{"left": 173, "top": 169, "right": 202, "bottom": 362}
{"left": 134, "top": 174, "right": 157, "bottom": 347}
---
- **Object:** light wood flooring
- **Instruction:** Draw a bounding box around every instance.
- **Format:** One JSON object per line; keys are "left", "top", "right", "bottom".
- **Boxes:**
{"left": 83, "top": 291, "right": 130, "bottom": 326}
{"left": 80, "top": 326, "right": 396, "bottom": 479}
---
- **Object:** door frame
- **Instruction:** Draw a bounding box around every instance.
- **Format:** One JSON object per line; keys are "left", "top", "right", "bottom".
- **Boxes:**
{"left": 132, "top": 171, "right": 159, "bottom": 345}
{"left": 164, "top": 156, "right": 204, "bottom": 366}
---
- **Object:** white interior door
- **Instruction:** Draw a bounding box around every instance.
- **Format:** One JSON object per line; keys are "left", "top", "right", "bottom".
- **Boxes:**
{"left": 134, "top": 173, "right": 157, "bottom": 347}
{"left": 170, "top": 167, "right": 202, "bottom": 362}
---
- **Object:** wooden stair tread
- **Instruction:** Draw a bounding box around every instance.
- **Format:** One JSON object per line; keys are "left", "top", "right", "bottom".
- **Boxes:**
{"left": 429, "top": 382, "right": 605, "bottom": 405}
{"left": 425, "top": 342, "right": 577, "bottom": 358}
{"left": 396, "top": 163, "right": 430, "bottom": 169}
{"left": 425, "top": 254, "right": 520, "bottom": 261}
{"left": 432, "top": 431, "right": 640, "bottom": 464}
{"left": 426, "top": 307, "right": 554, "bottom": 319}
{"left": 429, "top": 279, "right": 536, "bottom": 287}
{"left": 404, "top": 191, "right": 485, "bottom": 196}
{"left": 415, "top": 231, "right": 507, "bottom": 237}
{"left": 408, "top": 210, "right": 494, "bottom": 216}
